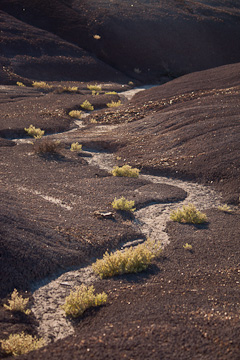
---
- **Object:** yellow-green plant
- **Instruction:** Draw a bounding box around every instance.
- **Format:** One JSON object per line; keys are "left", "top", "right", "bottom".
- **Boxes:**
{"left": 32, "top": 81, "right": 52, "bottom": 89}
{"left": 183, "top": 243, "right": 192, "bottom": 250}
{"left": 61, "top": 284, "right": 107, "bottom": 318}
{"left": 105, "top": 91, "right": 117, "bottom": 95}
{"left": 92, "top": 239, "right": 161, "bottom": 279}
{"left": 107, "top": 100, "right": 121, "bottom": 108}
{"left": 59, "top": 86, "right": 78, "bottom": 93}
{"left": 81, "top": 100, "right": 94, "bottom": 111}
{"left": 70, "top": 142, "right": 82, "bottom": 152}
{"left": 24, "top": 125, "right": 44, "bottom": 139}
{"left": 1, "top": 332, "right": 45, "bottom": 356}
{"left": 87, "top": 84, "right": 102, "bottom": 92}
{"left": 16, "top": 82, "right": 25, "bottom": 87}
{"left": 112, "top": 196, "right": 135, "bottom": 212}
{"left": 4, "top": 289, "right": 30, "bottom": 315}
{"left": 68, "top": 110, "right": 82, "bottom": 119}
{"left": 218, "top": 204, "right": 233, "bottom": 213}
{"left": 170, "top": 204, "right": 207, "bottom": 224}
{"left": 111, "top": 165, "right": 140, "bottom": 178}
{"left": 128, "top": 81, "right": 134, "bottom": 86}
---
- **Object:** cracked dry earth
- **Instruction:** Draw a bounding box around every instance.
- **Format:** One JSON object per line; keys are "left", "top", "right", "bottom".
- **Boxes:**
{"left": 30, "top": 146, "right": 223, "bottom": 344}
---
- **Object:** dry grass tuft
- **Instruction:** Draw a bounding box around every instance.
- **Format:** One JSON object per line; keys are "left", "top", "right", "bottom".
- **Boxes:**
{"left": 16, "top": 82, "right": 25, "bottom": 87}
{"left": 4, "top": 289, "right": 30, "bottom": 315}
{"left": 61, "top": 284, "right": 107, "bottom": 318}
{"left": 70, "top": 142, "right": 82, "bottom": 152}
{"left": 32, "top": 81, "right": 52, "bottom": 89}
{"left": 33, "top": 140, "right": 62, "bottom": 154}
{"left": 24, "top": 125, "right": 44, "bottom": 139}
{"left": 92, "top": 239, "right": 161, "bottom": 278}
{"left": 111, "top": 165, "right": 140, "bottom": 178}
{"left": 217, "top": 204, "right": 233, "bottom": 213}
{"left": 81, "top": 100, "right": 94, "bottom": 111}
{"left": 1, "top": 332, "right": 45, "bottom": 356}
{"left": 170, "top": 204, "right": 207, "bottom": 224}
{"left": 112, "top": 197, "right": 135, "bottom": 212}
{"left": 107, "top": 100, "right": 122, "bottom": 108}
{"left": 68, "top": 110, "right": 82, "bottom": 119}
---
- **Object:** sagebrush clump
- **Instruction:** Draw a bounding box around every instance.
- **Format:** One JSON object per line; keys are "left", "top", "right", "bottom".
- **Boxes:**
{"left": 33, "top": 140, "right": 62, "bottom": 154}
{"left": 16, "top": 82, "right": 25, "bottom": 87}
{"left": 107, "top": 100, "right": 122, "bottom": 108}
{"left": 81, "top": 100, "right": 94, "bottom": 111}
{"left": 183, "top": 243, "right": 193, "bottom": 250}
{"left": 61, "top": 284, "right": 107, "bottom": 318}
{"left": 0, "top": 332, "right": 45, "bottom": 356}
{"left": 70, "top": 142, "right": 82, "bottom": 152}
{"left": 218, "top": 204, "right": 233, "bottom": 213}
{"left": 92, "top": 239, "right": 161, "bottom": 278}
{"left": 170, "top": 204, "right": 207, "bottom": 224}
{"left": 24, "top": 125, "right": 44, "bottom": 139}
{"left": 112, "top": 196, "right": 135, "bottom": 212}
{"left": 87, "top": 84, "right": 102, "bottom": 92}
{"left": 111, "top": 165, "right": 140, "bottom": 178}
{"left": 4, "top": 289, "right": 30, "bottom": 315}
{"left": 68, "top": 110, "right": 82, "bottom": 119}
{"left": 32, "top": 81, "right": 52, "bottom": 89}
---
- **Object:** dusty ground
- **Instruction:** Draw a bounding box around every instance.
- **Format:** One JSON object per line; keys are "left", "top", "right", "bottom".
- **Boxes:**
{"left": 0, "top": 1, "right": 240, "bottom": 359}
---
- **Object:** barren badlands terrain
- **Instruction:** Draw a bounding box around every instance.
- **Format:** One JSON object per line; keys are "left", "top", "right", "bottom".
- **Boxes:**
{"left": 0, "top": 0, "right": 239, "bottom": 359}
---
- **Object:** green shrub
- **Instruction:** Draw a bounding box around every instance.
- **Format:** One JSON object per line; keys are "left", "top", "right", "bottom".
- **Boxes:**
{"left": 81, "top": 100, "right": 94, "bottom": 111}
{"left": 32, "top": 81, "right": 52, "bottom": 89}
{"left": 70, "top": 142, "right": 82, "bottom": 152}
{"left": 24, "top": 125, "right": 44, "bottom": 139}
{"left": 1, "top": 332, "right": 45, "bottom": 356}
{"left": 218, "top": 204, "right": 233, "bottom": 213}
{"left": 16, "top": 82, "right": 25, "bottom": 87}
{"left": 105, "top": 91, "right": 117, "bottom": 95}
{"left": 111, "top": 165, "right": 140, "bottom": 178}
{"left": 61, "top": 285, "right": 107, "bottom": 318}
{"left": 170, "top": 204, "right": 207, "bottom": 224}
{"left": 107, "top": 100, "right": 121, "bottom": 108}
{"left": 4, "top": 289, "right": 30, "bottom": 315}
{"left": 183, "top": 243, "right": 192, "bottom": 250}
{"left": 112, "top": 196, "right": 135, "bottom": 212}
{"left": 33, "top": 140, "right": 62, "bottom": 154}
{"left": 87, "top": 84, "right": 102, "bottom": 92}
{"left": 68, "top": 110, "right": 82, "bottom": 119}
{"left": 58, "top": 86, "right": 78, "bottom": 93}
{"left": 92, "top": 239, "right": 161, "bottom": 278}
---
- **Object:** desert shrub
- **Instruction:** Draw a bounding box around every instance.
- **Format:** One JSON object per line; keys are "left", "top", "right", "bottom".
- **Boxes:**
{"left": 87, "top": 84, "right": 102, "bottom": 92}
{"left": 4, "top": 289, "right": 30, "bottom": 315}
{"left": 68, "top": 110, "right": 82, "bottom": 119}
{"left": 61, "top": 285, "right": 107, "bottom": 318}
{"left": 0, "top": 332, "right": 45, "bottom": 356}
{"left": 81, "top": 100, "right": 94, "bottom": 111}
{"left": 112, "top": 196, "right": 135, "bottom": 212}
{"left": 32, "top": 81, "right": 52, "bottom": 89}
{"left": 70, "top": 142, "right": 82, "bottom": 152}
{"left": 111, "top": 165, "right": 140, "bottom": 178}
{"left": 92, "top": 239, "right": 161, "bottom": 278}
{"left": 33, "top": 139, "right": 62, "bottom": 154}
{"left": 183, "top": 243, "right": 192, "bottom": 250}
{"left": 58, "top": 86, "right": 78, "bottom": 93}
{"left": 93, "top": 34, "right": 101, "bottom": 40}
{"left": 16, "top": 82, "right": 25, "bottom": 87}
{"left": 105, "top": 91, "right": 117, "bottom": 95}
{"left": 170, "top": 203, "right": 207, "bottom": 224}
{"left": 128, "top": 81, "right": 134, "bottom": 86}
{"left": 107, "top": 100, "right": 122, "bottom": 108}
{"left": 24, "top": 125, "right": 44, "bottom": 139}
{"left": 218, "top": 204, "right": 233, "bottom": 213}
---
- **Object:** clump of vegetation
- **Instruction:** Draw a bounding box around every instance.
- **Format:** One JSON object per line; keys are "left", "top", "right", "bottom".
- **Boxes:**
{"left": 0, "top": 332, "right": 45, "bottom": 356}
{"left": 92, "top": 239, "right": 161, "bottom": 279}
{"left": 61, "top": 284, "right": 107, "bottom": 318}
{"left": 128, "top": 81, "right": 134, "bottom": 86}
{"left": 112, "top": 196, "right": 135, "bottom": 212}
{"left": 105, "top": 91, "right": 117, "bottom": 95}
{"left": 217, "top": 204, "right": 233, "bottom": 213}
{"left": 93, "top": 34, "right": 101, "bottom": 40}
{"left": 4, "top": 289, "right": 31, "bottom": 315}
{"left": 24, "top": 125, "right": 44, "bottom": 139}
{"left": 81, "top": 100, "right": 94, "bottom": 111}
{"left": 68, "top": 110, "right": 82, "bottom": 119}
{"left": 107, "top": 100, "right": 122, "bottom": 108}
{"left": 58, "top": 86, "right": 78, "bottom": 93}
{"left": 32, "top": 81, "right": 52, "bottom": 89}
{"left": 16, "top": 82, "right": 25, "bottom": 87}
{"left": 111, "top": 165, "right": 140, "bottom": 178}
{"left": 90, "top": 118, "right": 98, "bottom": 124}
{"left": 87, "top": 84, "right": 102, "bottom": 92}
{"left": 170, "top": 204, "right": 207, "bottom": 224}
{"left": 183, "top": 243, "right": 193, "bottom": 251}
{"left": 70, "top": 142, "right": 82, "bottom": 152}
{"left": 33, "top": 140, "right": 62, "bottom": 154}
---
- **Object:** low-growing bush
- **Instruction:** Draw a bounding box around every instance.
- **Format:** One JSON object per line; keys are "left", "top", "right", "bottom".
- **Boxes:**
{"left": 183, "top": 243, "right": 193, "bottom": 250}
{"left": 4, "top": 289, "right": 30, "bottom": 315}
{"left": 24, "top": 125, "right": 44, "bottom": 139}
{"left": 81, "top": 100, "right": 94, "bottom": 111}
{"left": 105, "top": 91, "right": 117, "bottom": 95}
{"left": 92, "top": 239, "right": 161, "bottom": 278}
{"left": 68, "top": 110, "right": 82, "bottom": 119}
{"left": 58, "top": 86, "right": 78, "bottom": 93}
{"left": 70, "top": 142, "right": 82, "bottom": 152}
{"left": 32, "top": 81, "right": 52, "bottom": 89}
{"left": 170, "top": 203, "right": 207, "bottom": 224}
{"left": 218, "top": 204, "right": 233, "bottom": 213}
{"left": 33, "top": 140, "right": 62, "bottom": 154}
{"left": 61, "top": 284, "right": 107, "bottom": 318}
{"left": 111, "top": 165, "right": 140, "bottom": 178}
{"left": 87, "top": 84, "right": 102, "bottom": 92}
{"left": 107, "top": 100, "right": 122, "bottom": 108}
{"left": 112, "top": 196, "right": 135, "bottom": 212}
{"left": 1, "top": 332, "right": 45, "bottom": 356}
{"left": 16, "top": 82, "right": 25, "bottom": 87}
